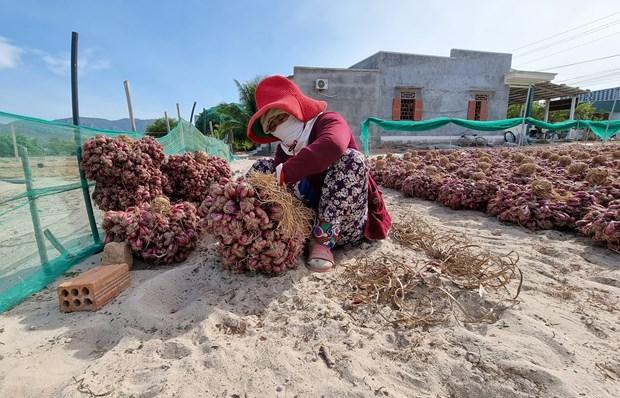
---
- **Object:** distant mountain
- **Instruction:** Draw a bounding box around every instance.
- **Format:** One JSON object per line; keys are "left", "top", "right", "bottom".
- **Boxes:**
{"left": 53, "top": 117, "right": 157, "bottom": 132}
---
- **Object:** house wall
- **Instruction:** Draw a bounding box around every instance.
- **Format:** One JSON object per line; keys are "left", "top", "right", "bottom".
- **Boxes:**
{"left": 374, "top": 49, "right": 511, "bottom": 135}
{"left": 291, "top": 67, "right": 380, "bottom": 143}
{"left": 292, "top": 49, "right": 513, "bottom": 144}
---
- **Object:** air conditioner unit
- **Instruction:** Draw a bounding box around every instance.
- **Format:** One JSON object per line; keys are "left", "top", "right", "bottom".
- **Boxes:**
{"left": 315, "top": 78, "right": 328, "bottom": 91}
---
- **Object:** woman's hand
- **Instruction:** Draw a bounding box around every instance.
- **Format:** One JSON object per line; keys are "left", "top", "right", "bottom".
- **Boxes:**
{"left": 274, "top": 163, "right": 285, "bottom": 186}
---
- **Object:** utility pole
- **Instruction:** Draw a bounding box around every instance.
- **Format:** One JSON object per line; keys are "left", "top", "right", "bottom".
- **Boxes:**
{"left": 123, "top": 80, "right": 137, "bottom": 131}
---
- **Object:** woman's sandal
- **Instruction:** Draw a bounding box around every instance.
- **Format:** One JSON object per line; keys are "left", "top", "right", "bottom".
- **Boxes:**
{"left": 307, "top": 240, "right": 335, "bottom": 273}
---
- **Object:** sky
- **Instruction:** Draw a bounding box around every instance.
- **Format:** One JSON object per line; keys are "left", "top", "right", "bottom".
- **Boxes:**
{"left": 0, "top": 0, "right": 619, "bottom": 120}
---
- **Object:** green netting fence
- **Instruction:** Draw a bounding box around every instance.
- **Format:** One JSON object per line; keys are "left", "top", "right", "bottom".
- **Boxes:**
{"left": 0, "top": 110, "right": 232, "bottom": 312}
{"left": 361, "top": 116, "right": 620, "bottom": 155}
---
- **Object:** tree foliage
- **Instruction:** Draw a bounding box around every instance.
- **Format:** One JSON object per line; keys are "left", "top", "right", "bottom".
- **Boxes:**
{"left": 146, "top": 118, "right": 178, "bottom": 137}
{"left": 0, "top": 133, "right": 45, "bottom": 157}
{"left": 575, "top": 102, "right": 596, "bottom": 120}
{"left": 0, "top": 133, "right": 78, "bottom": 157}
{"left": 195, "top": 103, "right": 231, "bottom": 135}
{"left": 196, "top": 76, "right": 262, "bottom": 151}
{"left": 508, "top": 101, "right": 607, "bottom": 123}
{"left": 507, "top": 102, "right": 544, "bottom": 119}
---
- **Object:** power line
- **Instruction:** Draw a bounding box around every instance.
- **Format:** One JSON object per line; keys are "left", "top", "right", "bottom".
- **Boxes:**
{"left": 514, "top": 19, "right": 620, "bottom": 57}
{"left": 536, "top": 54, "right": 620, "bottom": 71}
{"left": 558, "top": 67, "right": 620, "bottom": 83}
{"left": 512, "top": 12, "right": 620, "bottom": 51}
{"left": 564, "top": 74, "right": 620, "bottom": 87}
{"left": 518, "top": 30, "right": 620, "bottom": 66}
{"left": 583, "top": 81, "right": 620, "bottom": 90}
{"left": 566, "top": 74, "right": 620, "bottom": 86}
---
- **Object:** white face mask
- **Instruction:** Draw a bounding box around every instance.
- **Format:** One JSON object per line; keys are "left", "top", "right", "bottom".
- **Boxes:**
{"left": 271, "top": 116, "right": 310, "bottom": 155}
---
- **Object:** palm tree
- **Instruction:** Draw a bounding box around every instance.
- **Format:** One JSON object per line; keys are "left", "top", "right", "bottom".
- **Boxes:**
{"left": 217, "top": 76, "right": 262, "bottom": 151}
{"left": 235, "top": 77, "right": 260, "bottom": 115}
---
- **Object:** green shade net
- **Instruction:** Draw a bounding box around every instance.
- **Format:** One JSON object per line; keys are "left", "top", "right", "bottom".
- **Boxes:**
{"left": 0, "top": 110, "right": 232, "bottom": 312}
{"left": 360, "top": 116, "right": 620, "bottom": 155}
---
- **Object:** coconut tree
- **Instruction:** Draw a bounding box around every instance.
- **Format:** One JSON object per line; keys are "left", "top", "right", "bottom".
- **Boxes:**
{"left": 216, "top": 76, "right": 263, "bottom": 151}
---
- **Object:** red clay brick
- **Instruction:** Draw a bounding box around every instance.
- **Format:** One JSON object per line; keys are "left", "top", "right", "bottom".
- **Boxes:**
{"left": 58, "top": 263, "right": 130, "bottom": 312}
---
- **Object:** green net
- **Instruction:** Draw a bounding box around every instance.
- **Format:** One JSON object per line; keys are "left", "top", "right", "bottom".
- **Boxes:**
{"left": 361, "top": 116, "right": 620, "bottom": 155}
{"left": 158, "top": 119, "right": 233, "bottom": 160}
{"left": 0, "top": 110, "right": 232, "bottom": 312}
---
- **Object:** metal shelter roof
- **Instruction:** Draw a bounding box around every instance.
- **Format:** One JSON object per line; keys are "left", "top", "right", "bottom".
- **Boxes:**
{"left": 509, "top": 82, "right": 587, "bottom": 104}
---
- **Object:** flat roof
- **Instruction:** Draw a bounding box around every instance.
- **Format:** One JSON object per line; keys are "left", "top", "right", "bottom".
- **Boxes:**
{"left": 350, "top": 48, "right": 511, "bottom": 68}
{"left": 509, "top": 81, "right": 588, "bottom": 103}
{"left": 504, "top": 70, "right": 557, "bottom": 87}
{"left": 293, "top": 66, "right": 379, "bottom": 72}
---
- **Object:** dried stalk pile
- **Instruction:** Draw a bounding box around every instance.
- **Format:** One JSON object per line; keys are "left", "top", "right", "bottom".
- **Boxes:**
{"left": 338, "top": 216, "right": 522, "bottom": 328}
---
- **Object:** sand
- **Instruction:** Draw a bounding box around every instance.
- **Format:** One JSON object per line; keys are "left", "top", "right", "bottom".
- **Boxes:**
{"left": 0, "top": 159, "right": 619, "bottom": 397}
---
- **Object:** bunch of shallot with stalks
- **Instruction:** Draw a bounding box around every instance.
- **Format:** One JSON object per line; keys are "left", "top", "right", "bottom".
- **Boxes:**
{"left": 103, "top": 196, "right": 201, "bottom": 264}
{"left": 161, "top": 151, "right": 231, "bottom": 203}
{"left": 200, "top": 173, "right": 314, "bottom": 274}
{"left": 577, "top": 200, "right": 620, "bottom": 252}
{"left": 82, "top": 135, "right": 167, "bottom": 211}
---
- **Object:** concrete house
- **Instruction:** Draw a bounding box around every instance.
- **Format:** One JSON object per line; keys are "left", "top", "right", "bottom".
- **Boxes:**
{"left": 291, "top": 49, "right": 513, "bottom": 141}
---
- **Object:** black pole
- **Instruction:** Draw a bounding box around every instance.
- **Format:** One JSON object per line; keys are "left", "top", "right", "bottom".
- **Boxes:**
{"left": 71, "top": 31, "right": 101, "bottom": 245}
{"left": 202, "top": 107, "right": 207, "bottom": 135}
{"left": 189, "top": 101, "right": 197, "bottom": 126}
{"left": 71, "top": 32, "right": 80, "bottom": 126}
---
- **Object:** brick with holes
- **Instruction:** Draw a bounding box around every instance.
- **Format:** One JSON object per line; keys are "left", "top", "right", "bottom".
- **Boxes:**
{"left": 58, "top": 263, "right": 130, "bottom": 312}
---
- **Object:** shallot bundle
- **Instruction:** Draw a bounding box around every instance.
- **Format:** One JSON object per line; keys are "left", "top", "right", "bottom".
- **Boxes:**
{"left": 368, "top": 144, "right": 620, "bottom": 251}
{"left": 381, "top": 165, "right": 411, "bottom": 190}
{"left": 161, "top": 151, "right": 231, "bottom": 203}
{"left": 103, "top": 196, "right": 201, "bottom": 264}
{"left": 401, "top": 171, "right": 445, "bottom": 201}
{"left": 597, "top": 185, "right": 620, "bottom": 206}
{"left": 487, "top": 184, "right": 573, "bottom": 230}
{"left": 577, "top": 200, "right": 620, "bottom": 252}
{"left": 563, "top": 191, "right": 599, "bottom": 224}
{"left": 437, "top": 177, "right": 496, "bottom": 211}
{"left": 199, "top": 175, "right": 312, "bottom": 274}
{"left": 82, "top": 135, "right": 166, "bottom": 210}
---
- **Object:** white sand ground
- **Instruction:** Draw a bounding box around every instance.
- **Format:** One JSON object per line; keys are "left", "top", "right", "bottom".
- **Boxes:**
{"left": 0, "top": 160, "right": 619, "bottom": 398}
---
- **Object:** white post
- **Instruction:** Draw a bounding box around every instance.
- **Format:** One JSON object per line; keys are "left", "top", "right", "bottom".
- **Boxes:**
{"left": 569, "top": 96, "right": 578, "bottom": 140}
{"left": 123, "top": 80, "right": 137, "bottom": 132}
{"left": 164, "top": 112, "right": 171, "bottom": 134}
{"left": 176, "top": 104, "right": 185, "bottom": 149}
{"left": 519, "top": 84, "right": 532, "bottom": 146}
{"left": 544, "top": 99, "right": 550, "bottom": 122}
{"left": 11, "top": 124, "right": 18, "bottom": 159}
{"left": 604, "top": 88, "right": 618, "bottom": 141}
{"left": 209, "top": 121, "right": 214, "bottom": 136}
{"left": 569, "top": 96, "right": 577, "bottom": 120}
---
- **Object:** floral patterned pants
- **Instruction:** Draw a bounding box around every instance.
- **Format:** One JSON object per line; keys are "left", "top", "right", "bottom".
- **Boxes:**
{"left": 250, "top": 149, "right": 369, "bottom": 247}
